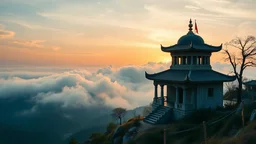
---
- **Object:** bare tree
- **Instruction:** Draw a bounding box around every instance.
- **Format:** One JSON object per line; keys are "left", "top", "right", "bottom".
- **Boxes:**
{"left": 224, "top": 81, "right": 237, "bottom": 100}
{"left": 112, "top": 107, "right": 126, "bottom": 125}
{"left": 224, "top": 35, "right": 256, "bottom": 104}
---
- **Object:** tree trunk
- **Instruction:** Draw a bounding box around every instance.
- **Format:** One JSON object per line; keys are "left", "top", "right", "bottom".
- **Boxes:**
{"left": 119, "top": 117, "right": 122, "bottom": 125}
{"left": 237, "top": 79, "right": 243, "bottom": 104}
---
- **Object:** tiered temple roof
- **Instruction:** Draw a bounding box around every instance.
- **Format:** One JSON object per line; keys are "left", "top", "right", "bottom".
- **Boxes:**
{"left": 145, "top": 70, "right": 236, "bottom": 83}
{"left": 145, "top": 19, "right": 236, "bottom": 83}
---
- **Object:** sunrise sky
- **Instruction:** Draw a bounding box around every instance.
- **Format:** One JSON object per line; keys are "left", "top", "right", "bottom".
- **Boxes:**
{"left": 0, "top": 2, "right": 256, "bottom": 141}
{"left": 0, "top": 0, "right": 256, "bottom": 67}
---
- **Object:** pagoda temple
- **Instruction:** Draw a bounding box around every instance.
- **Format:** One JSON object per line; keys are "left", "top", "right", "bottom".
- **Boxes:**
{"left": 144, "top": 19, "right": 236, "bottom": 124}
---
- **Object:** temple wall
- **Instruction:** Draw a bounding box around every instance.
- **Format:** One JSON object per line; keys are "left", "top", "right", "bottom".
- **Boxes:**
{"left": 173, "top": 109, "right": 194, "bottom": 120}
{"left": 167, "top": 86, "right": 176, "bottom": 103}
{"left": 196, "top": 83, "right": 223, "bottom": 109}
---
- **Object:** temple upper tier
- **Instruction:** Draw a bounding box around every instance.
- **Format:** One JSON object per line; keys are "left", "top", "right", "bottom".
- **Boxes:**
{"left": 145, "top": 19, "right": 236, "bottom": 81}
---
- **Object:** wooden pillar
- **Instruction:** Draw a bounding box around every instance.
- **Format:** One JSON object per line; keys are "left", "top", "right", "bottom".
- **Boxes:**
{"left": 183, "top": 88, "right": 186, "bottom": 110}
{"left": 192, "top": 90, "right": 195, "bottom": 109}
{"left": 175, "top": 87, "right": 179, "bottom": 103}
{"left": 175, "top": 87, "right": 179, "bottom": 108}
{"left": 203, "top": 121, "right": 207, "bottom": 144}
{"left": 154, "top": 82, "right": 158, "bottom": 100}
{"left": 191, "top": 56, "right": 193, "bottom": 65}
{"left": 160, "top": 85, "right": 164, "bottom": 105}
{"left": 163, "top": 129, "right": 166, "bottom": 144}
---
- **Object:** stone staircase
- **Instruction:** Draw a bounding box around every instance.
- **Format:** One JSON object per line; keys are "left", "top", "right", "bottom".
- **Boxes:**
{"left": 144, "top": 106, "right": 172, "bottom": 124}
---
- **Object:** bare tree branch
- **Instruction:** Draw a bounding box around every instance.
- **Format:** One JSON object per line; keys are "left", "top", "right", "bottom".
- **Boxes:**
{"left": 224, "top": 49, "right": 239, "bottom": 79}
{"left": 223, "top": 35, "right": 256, "bottom": 104}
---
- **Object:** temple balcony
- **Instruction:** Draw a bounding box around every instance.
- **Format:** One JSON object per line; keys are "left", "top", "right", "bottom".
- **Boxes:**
{"left": 170, "top": 64, "right": 212, "bottom": 70}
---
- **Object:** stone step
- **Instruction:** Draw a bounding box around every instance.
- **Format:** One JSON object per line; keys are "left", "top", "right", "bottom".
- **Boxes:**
{"left": 146, "top": 115, "right": 159, "bottom": 121}
{"left": 150, "top": 113, "right": 163, "bottom": 117}
{"left": 144, "top": 106, "right": 172, "bottom": 125}
{"left": 145, "top": 114, "right": 159, "bottom": 119}
{"left": 146, "top": 117, "right": 158, "bottom": 122}
{"left": 144, "top": 119, "right": 155, "bottom": 124}
{"left": 159, "top": 106, "right": 171, "bottom": 109}
{"left": 158, "top": 107, "right": 171, "bottom": 110}
{"left": 156, "top": 110, "right": 167, "bottom": 114}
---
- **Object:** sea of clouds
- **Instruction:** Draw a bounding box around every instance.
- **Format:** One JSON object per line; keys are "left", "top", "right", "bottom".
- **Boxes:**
{"left": 0, "top": 62, "right": 255, "bottom": 114}
{"left": 0, "top": 62, "right": 255, "bottom": 138}
{"left": 0, "top": 62, "right": 168, "bottom": 113}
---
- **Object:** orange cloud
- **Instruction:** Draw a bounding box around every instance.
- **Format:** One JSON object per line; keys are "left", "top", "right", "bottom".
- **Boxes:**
{"left": 13, "top": 40, "right": 45, "bottom": 48}
{"left": 12, "top": 39, "right": 61, "bottom": 51}
{"left": 0, "top": 29, "right": 15, "bottom": 39}
{"left": 52, "top": 46, "right": 61, "bottom": 51}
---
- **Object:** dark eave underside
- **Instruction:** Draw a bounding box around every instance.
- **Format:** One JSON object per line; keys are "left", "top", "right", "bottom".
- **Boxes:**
{"left": 145, "top": 69, "right": 236, "bottom": 83}
{"left": 244, "top": 80, "right": 256, "bottom": 86}
{"left": 161, "top": 43, "right": 222, "bottom": 52}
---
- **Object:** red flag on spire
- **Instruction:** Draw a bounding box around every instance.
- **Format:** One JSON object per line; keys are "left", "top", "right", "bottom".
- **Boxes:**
{"left": 195, "top": 20, "right": 198, "bottom": 34}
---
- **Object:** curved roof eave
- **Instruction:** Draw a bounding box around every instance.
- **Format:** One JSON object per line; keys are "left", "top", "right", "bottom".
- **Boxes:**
{"left": 243, "top": 80, "right": 256, "bottom": 86}
{"left": 203, "top": 43, "right": 223, "bottom": 52}
{"left": 160, "top": 44, "right": 178, "bottom": 52}
{"left": 160, "top": 43, "right": 222, "bottom": 52}
{"left": 145, "top": 70, "right": 236, "bottom": 82}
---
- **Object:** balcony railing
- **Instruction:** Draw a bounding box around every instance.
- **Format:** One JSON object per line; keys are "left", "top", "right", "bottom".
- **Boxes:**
{"left": 177, "top": 104, "right": 182, "bottom": 109}
{"left": 184, "top": 104, "right": 194, "bottom": 109}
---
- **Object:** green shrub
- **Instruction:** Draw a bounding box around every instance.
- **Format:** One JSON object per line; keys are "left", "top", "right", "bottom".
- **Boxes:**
{"left": 69, "top": 138, "right": 79, "bottom": 144}
{"left": 224, "top": 101, "right": 238, "bottom": 110}
{"left": 90, "top": 132, "right": 108, "bottom": 144}
{"left": 180, "top": 108, "right": 221, "bottom": 124}
{"left": 106, "top": 122, "right": 117, "bottom": 135}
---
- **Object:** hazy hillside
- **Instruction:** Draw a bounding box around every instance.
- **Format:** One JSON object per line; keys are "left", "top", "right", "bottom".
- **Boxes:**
{"left": 66, "top": 106, "right": 145, "bottom": 143}
{"left": 0, "top": 123, "right": 63, "bottom": 144}
{"left": 0, "top": 94, "right": 145, "bottom": 144}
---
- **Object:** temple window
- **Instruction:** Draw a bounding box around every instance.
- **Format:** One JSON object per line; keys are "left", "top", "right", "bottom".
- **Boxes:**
{"left": 202, "top": 56, "right": 205, "bottom": 65}
{"left": 183, "top": 56, "right": 187, "bottom": 65}
{"left": 178, "top": 57, "right": 182, "bottom": 65}
{"left": 200, "top": 56, "right": 203, "bottom": 65}
{"left": 208, "top": 88, "right": 214, "bottom": 97}
{"left": 193, "top": 56, "right": 197, "bottom": 65}
{"left": 172, "top": 57, "right": 175, "bottom": 65}
{"left": 187, "top": 56, "right": 191, "bottom": 65}
{"left": 197, "top": 56, "right": 200, "bottom": 64}
{"left": 173, "top": 56, "right": 177, "bottom": 65}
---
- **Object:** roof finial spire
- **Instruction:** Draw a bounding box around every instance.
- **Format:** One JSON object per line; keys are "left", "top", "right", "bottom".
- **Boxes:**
{"left": 189, "top": 18, "right": 193, "bottom": 31}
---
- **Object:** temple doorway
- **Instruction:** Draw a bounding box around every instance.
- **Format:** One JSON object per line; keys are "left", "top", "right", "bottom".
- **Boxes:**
{"left": 178, "top": 88, "right": 183, "bottom": 103}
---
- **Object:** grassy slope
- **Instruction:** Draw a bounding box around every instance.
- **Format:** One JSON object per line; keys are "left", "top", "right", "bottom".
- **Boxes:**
{"left": 131, "top": 103, "right": 256, "bottom": 144}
